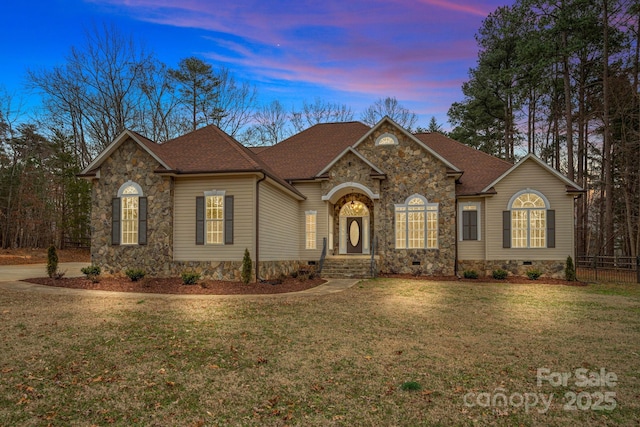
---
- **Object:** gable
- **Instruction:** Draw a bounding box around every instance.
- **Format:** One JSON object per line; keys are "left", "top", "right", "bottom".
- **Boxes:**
{"left": 80, "top": 130, "right": 170, "bottom": 176}
{"left": 483, "top": 153, "right": 583, "bottom": 194}
{"left": 352, "top": 116, "right": 461, "bottom": 174}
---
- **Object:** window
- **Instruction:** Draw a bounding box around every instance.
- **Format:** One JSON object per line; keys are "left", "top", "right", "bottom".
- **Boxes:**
{"left": 510, "top": 191, "right": 547, "bottom": 248}
{"left": 196, "top": 191, "right": 233, "bottom": 246}
{"left": 305, "top": 211, "right": 317, "bottom": 249}
{"left": 460, "top": 203, "right": 480, "bottom": 241}
{"left": 395, "top": 195, "right": 438, "bottom": 249}
{"left": 206, "top": 194, "right": 224, "bottom": 244}
{"left": 375, "top": 132, "right": 398, "bottom": 146}
{"left": 113, "top": 181, "right": 146, "bottom": 246}
{"left": 121, "top": 187, "right": 139, "bottom": 245}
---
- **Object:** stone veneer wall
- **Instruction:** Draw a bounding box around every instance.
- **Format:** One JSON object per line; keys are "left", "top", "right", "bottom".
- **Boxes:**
{"left": 458, "top": 260, "right": 566, "bottom": 279}
{"left": 91, "top": 141, "right": 305, "bottom": 281}
{"left": 322, "top": 124, "right": 456, "bottom": 276}
{"left": 91, "top": 138, "right": 174, "bottom": 277}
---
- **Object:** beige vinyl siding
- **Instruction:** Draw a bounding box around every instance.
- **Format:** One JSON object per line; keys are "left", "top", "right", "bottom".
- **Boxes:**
{"left": 258, "top": 180, "right": 299, "bottom": 261}
{"left": 294, "top": 182, "right": 328, "bottom": 259}
{"left": 485, "top": 159, "right": 575, "bottom": 260}
{"left": 458, "top": 198, "right": 485, "bottom": 260}
{"left": 173, "top": 176, "right": 255, "bottom": 261}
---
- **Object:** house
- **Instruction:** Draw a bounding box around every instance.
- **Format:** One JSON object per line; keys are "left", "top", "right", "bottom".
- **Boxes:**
{"left": 80, "top": 117, "right": 583, "bottom": 280}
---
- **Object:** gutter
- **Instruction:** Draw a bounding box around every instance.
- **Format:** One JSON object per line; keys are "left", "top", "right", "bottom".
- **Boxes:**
{"left": 255, "top": 173, "right": 267, "bottom": 282}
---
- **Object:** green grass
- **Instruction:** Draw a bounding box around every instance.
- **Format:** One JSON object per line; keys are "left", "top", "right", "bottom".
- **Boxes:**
{"left": 0, "top": 279, "right": 639, "bottom": 426}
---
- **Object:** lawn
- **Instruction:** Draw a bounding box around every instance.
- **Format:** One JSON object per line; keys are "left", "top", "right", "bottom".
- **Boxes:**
{"left": 0, "top": 278, "right": 638, "bottom": 426}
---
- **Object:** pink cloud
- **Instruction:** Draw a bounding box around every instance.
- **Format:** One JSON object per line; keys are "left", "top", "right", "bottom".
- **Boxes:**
{"left": 86, "top": 0, "right": 505, "bottom": 111}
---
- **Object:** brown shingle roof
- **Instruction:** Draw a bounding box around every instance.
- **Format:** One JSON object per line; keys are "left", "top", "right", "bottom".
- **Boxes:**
{"left": 414, "top": 132, "right": 513, "bottom": 196}
{"left": 256, "top": 122, "right": 371, "bottom": 180}
{"left": 153, "top": 125, "right": 266, "bottom": 173}
{"left": 133, "top": 125, "right": 303, "bottom": 198}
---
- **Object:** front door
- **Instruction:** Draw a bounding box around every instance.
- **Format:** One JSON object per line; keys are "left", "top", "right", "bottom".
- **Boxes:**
{"left": 347, "top": 217, "right": 363, "bottom": 253}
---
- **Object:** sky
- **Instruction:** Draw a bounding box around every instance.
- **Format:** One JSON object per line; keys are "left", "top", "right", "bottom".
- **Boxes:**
{"left": 0, "top": 0, "right": 512, "bottom": 131}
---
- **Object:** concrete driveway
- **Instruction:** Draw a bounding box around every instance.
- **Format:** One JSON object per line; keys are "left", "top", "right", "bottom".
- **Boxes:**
{"left": 0, "top": 262, "right": 86, "bottom": 282}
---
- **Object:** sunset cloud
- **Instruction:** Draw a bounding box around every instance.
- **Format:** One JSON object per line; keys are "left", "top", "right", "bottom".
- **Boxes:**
{"left": 84, "top": 0, "right": 504, "bottom": 125}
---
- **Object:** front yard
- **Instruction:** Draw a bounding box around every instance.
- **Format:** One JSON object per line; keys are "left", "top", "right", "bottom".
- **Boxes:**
{"left": 0, "top": 278, "right": 638, "bottom": 426}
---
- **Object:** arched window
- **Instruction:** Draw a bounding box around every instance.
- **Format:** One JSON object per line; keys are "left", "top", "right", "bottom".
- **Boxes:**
{"left": 395, "top": 195, "right": 438, "bottom": 249}
{"left": 113, "top": 181, "right": 146, "bottom": 245}
{"left": 509, "top": 190, "right": 548, "bottom": 248}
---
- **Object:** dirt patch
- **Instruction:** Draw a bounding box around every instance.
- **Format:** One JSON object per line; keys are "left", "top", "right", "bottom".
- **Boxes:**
{"left": 0, "top": 248, "right": 90, "bottom": 265}
{"left": 378, "top": 273, "right": 586, "bottom": 286}
{"left": 25, "top": 275, "right": 326, "bottom": 295}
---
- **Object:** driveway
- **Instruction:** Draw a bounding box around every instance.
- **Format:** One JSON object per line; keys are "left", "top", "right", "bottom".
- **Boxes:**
{"left": 0, "top": 263, "right": 359, "bottom": 298}
{"left": 0, "top": 262, "right": 86, "bottom": 282}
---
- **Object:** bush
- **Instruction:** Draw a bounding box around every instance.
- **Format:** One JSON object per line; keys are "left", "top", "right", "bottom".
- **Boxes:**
{"left": 526, "top": 269, "right": 542, "bottom": 280}
{"left": 181, "top": 272, "right": 200, "bottom": 285}
{"left": 81, "top": 265, "right": 101, "bottom": 283}
{"left": 492, "top": 269, "right": 508, "bottom": 280}
{"left": 463, "top": 270, "right": 478, "bottom": 279}
{"left": 125, "top": 268, "right": 146, "bottom": 282}
{"left": 46, "top": 245, "right": 59, "bottom": 278}
{"left": 241, "top": 248, "right": 252, "bottom": 284}
{"left": 565, "top": 256, "right": 576, "bottom": 281}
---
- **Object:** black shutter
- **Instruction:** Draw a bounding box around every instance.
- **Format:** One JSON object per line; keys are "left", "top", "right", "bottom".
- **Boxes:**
{"left": 138, "top": 197, "right": 148, "bottom": 245}
{"left": 503, "top": 211, "right": 511, "bottom": 248}
{"left": 196, "top": 196, "right": 205, "bottom": 245}
{"left": 547, "top": 209, "right": 555, "bottom": 248}
{"left": 112, "top": 198, "right": 121, "bottom": 245}
{"left": 224, "top": 195, "right": 234, "bottom": 245}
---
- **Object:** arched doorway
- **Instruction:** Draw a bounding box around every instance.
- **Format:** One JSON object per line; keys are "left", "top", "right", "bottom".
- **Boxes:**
{"left": 339, "top": 200, "right": 370, "bottom": 254}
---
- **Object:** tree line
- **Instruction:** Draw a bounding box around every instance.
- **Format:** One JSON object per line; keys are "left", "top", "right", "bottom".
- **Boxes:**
{"left": 0, "top": 24, "right": 426, "bottom": 249}
{"left": 448, "top": 0, "right": 640, "bottom": 258}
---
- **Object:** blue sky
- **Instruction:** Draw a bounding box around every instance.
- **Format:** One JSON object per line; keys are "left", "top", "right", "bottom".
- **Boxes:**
{"left": 1, "top": 0, "right": 512, "bottom": 130}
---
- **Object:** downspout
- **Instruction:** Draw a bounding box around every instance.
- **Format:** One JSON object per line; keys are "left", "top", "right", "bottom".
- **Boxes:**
{"left": 454, "top": 198, "right": 459, "bottom": 277}
{"left": 255, "top": 172, "right": 267, "bottom": 282}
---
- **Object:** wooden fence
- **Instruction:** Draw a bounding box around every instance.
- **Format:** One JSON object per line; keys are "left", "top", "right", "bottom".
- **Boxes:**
{"left": 576, "top": 256, "right": 639, "bottom": 284}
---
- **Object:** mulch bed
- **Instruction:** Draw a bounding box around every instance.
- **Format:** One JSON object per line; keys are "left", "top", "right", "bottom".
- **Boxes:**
{"left": 25, "top": 276, "right": 326, "bottom": 295}
{"left": 378, "top": 273, "right": 586, "bottom": 286}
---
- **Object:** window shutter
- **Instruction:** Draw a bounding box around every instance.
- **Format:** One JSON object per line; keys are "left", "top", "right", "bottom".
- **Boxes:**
{"left": 138, "top": 197, "right": 148, "bottom": 245}
{"left": 502, "top": 211, "right": 511, "bottom": 248}
{"left": 112, "top": 198, "right": 121, "bottom": 245}
{"left": 196, "top": 196, "right": 204, "bottom": 245}
{"left": 462, "top": 211, "right": 478, "bottom": 241}
{"left": 224, "top": 195, "right": 234, "bottom": 245}
{"left": 547, "top": 209, "right": 555, "bottom": 248}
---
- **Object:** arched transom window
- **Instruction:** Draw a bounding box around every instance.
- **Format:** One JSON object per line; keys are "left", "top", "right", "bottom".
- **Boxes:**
{"left": 510, "top": 191, "right": 547, "bottom": 248}
{"left": 395, "top": 195, "right": 438, "bottom": 249}
{"left": 114, "top": 181, "right": 146, "bottom": 246}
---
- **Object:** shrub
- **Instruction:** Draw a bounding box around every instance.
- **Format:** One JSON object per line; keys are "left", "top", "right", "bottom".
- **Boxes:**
{"left": 81, "top": 265, "right": 101, "bottom": 283}
{"left": 526, "top": 269, "right": 542, "bottom": 280}
{"left": 46, "top": 245, "right": 59, "bottom": 278}
{"left": 565, "top": 256, "right": 576, "bottom": 281}
{"left": 181, "top": 272, "right": 200, "bottom": 285}
{"left": 125, "top": 268, "right": 146, "bottom": 282}
{"left": 463, "top": 270, "right": 478, "bottom": 279}
{"left": 241, "top": 248, "right": 252, "bottom": 284}
{"left": 492, "top": 269, "right": 508, "bottom": 280}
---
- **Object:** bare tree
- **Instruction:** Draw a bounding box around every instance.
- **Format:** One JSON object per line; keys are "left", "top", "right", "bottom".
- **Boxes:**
{"left": 361, "top": 97, "right": 418, "bottom": 129}
{"left": 291, "top": 98, "right": 354, "bottom": 132}
{"left": 243, "top": 100, "right": 290, "bottom": 146}
{"left": 28, "top": 23, "right": 157, "bottom": 164}
{"left": 211, "top": 67, "right": 258, "bottom": 137}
